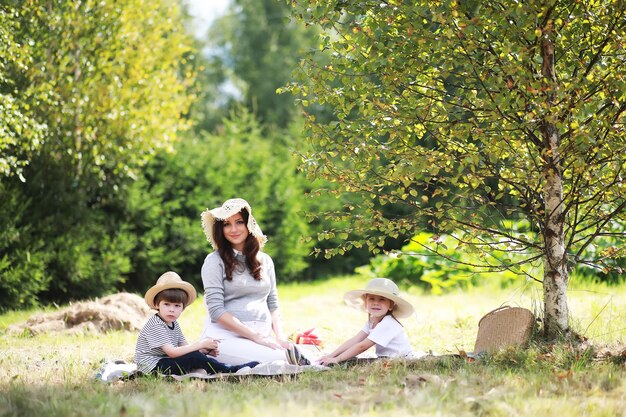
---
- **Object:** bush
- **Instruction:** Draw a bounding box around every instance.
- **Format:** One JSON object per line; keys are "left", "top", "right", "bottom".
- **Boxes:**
{"left": 0, "top": 168, "right": 134, "bottom": 310}
{"left": 357, "top": 232, "right": 523, "bottom": 294}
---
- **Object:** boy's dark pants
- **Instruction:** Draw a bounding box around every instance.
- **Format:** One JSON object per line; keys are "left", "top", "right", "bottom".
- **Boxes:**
{"left": 155, "top": 351, "right": 258, "bottom": 375}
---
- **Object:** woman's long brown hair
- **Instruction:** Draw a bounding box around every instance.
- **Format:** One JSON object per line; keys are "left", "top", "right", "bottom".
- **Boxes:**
{"left": 212, "top": 208, "right": 262, "bottom": 280}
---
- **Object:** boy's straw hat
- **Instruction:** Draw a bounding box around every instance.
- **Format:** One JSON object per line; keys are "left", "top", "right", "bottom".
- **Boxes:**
{"left": 200, "top": 198, "right": 267, "bottom": 250}
{"left": 344, "top": 278, "right": 415, "bottom": 318}
{"left": 144, "top": 271, "right": 197, "bottom": 309}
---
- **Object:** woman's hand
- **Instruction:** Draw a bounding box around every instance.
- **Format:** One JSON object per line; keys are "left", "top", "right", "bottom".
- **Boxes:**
{"left": 251, "top": 334, "right": 284, "bottom": 350}
{"left": 276, "top": 338, "right": 292, "bottom": 350}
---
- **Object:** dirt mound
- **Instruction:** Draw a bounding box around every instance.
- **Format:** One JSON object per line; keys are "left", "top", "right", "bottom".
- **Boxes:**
{"left": 9, "top": 292, "right": 152, "bottom": 336}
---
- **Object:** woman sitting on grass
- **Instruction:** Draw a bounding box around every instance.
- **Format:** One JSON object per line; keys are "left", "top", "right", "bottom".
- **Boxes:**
{"left": 318, "top": 278, "right": 416, "bottom": 365}
{"left": 200, "top": 198, "right": 309, "bottom": 366}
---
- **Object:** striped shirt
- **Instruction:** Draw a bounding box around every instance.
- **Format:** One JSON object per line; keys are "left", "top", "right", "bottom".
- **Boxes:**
{"left": 134, "top": 314, "right": 187, "bottom": 373}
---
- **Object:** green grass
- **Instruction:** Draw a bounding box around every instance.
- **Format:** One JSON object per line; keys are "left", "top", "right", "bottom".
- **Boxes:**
{"left": 2, "top": 276, "right": 626, "bottom": 417}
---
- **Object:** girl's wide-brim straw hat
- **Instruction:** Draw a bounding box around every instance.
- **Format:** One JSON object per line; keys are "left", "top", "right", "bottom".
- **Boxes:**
{"left": 201, "top": 198, "right": 267, "bottom": 250}
{"left": 344, "top": 278, "right": 415, "bottom": 318}
{"left": 144, "top": 271, "right": 197, "bottom": 309}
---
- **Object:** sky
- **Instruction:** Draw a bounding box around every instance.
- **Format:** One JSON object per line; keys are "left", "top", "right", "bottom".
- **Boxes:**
{"left": 185, "top": 0, "right": 231, "bottom": 39}
{"left": 184, "top": 0, "right": 240, "bottom": 98}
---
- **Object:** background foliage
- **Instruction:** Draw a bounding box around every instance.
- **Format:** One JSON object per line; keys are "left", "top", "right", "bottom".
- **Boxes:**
{"left": 2, "top": 0, "right": 625, "bottom": 313}
{"left": 0, "top": 0, "right": 195, "bottom": 309}
{"left": 283, "top": 0, "right": 626, "bottom": 333}
{"left": 0, "top": 0, "right": 370, "bottom": 311}
{"left": 285, "top": 0, "right": 626, "bottom": 270}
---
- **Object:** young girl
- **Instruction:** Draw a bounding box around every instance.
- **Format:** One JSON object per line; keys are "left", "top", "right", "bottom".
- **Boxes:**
{"left": 318, "top": 278, "right": 415, "bottom": 365}
{"left": 135, "top": 271, "right": 259, "bottom": 375}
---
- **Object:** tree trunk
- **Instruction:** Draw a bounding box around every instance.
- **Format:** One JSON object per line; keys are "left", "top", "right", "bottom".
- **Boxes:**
{"left": 542, "top": 125, "right": 569, "bottom": 337}
{"left": 541, "top": 35, "right": 569, "bottom": 338}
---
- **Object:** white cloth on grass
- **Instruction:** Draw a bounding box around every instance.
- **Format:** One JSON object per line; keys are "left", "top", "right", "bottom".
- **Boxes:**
{"left": 203, "top": 320, "right": 287, "bottom": 365}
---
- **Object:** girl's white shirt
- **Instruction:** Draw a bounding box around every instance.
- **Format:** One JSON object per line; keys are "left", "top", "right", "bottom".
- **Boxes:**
{"left": 362, "top": 315, "right": 413, "bottom": 357}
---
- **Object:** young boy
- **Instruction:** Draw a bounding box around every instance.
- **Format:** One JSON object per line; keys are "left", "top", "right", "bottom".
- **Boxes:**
{"left": 135, "top": 271, "right": 259, "bottom": 375}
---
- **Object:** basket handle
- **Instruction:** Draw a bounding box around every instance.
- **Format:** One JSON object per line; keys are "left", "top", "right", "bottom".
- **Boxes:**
{"left": 477, "top": 305, "right": 511, "bottom": 327}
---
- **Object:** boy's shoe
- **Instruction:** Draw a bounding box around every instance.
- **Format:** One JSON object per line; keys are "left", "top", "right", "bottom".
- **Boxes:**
{"left": 286, "top": 344, "right": 310, "bottom": 366}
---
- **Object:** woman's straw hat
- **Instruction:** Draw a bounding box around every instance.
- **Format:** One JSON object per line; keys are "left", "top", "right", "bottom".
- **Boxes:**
{"left": 200, "top": 198, "right": 267, "bottom": 250}
{"left": 344, "top": 278, "right": 415, "bottom": 318}
{"left": 144, "top": 271, "right": 197, "bottom": 309}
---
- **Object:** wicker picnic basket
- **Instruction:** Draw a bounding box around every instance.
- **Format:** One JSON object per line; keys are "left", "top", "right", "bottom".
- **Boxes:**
{"left": 473, "top": 306, "right": 535, "bottom": 354}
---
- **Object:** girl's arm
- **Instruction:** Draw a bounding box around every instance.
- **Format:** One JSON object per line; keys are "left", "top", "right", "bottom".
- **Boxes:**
{"left": 328, "top": 331, "right": 369, "bottom": 357}
{"left": 319, "top": 331, "right": 373, "bottom": 365}
{"left": 161, "top": 338, "right": 219, "bottom": 359}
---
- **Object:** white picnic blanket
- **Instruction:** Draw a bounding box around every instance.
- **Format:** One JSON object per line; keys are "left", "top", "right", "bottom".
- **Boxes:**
{"left": 167, "top": 361, "right": 329, "bottom": 381}
{"left": 95, "top": 360, "right": 328, "bottom": 383}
